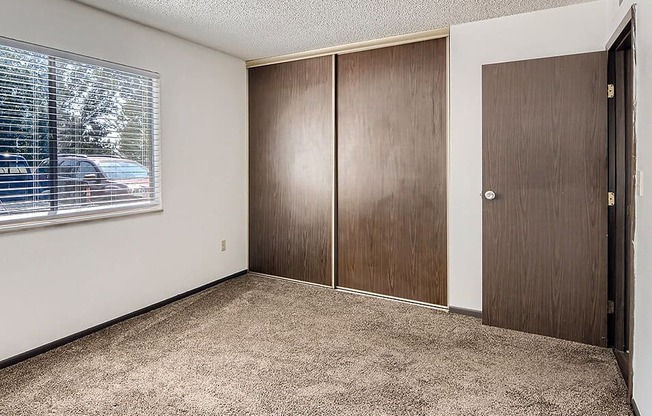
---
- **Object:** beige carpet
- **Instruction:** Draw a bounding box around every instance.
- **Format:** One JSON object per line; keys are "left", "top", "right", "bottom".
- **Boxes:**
{"left": 0, "top": 274, "right": 632, "bottom": 416}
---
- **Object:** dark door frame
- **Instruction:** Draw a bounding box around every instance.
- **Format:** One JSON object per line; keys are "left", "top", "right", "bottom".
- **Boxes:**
{"left": 606, "top": 13, "right": 636, "bottom": 399}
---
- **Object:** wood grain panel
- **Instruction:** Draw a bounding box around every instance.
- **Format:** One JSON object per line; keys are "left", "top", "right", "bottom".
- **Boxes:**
{"left": 248, "top": 57, "right": 332, "bottom": 285}
{"left": 482, "top": 53, "right": 608, "bottom": 346}
{"left": 337, "top": 39, "right": 447, "bottom": 305}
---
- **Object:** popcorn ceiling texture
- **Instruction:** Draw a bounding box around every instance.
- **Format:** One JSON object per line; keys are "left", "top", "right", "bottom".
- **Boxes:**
{"left": 73, "top": 0, "right": 597, "bottom": 60}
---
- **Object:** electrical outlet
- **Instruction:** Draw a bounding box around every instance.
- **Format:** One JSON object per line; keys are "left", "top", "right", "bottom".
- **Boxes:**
{"left": 221, "top": 240, "right": 227, "bottom": 252}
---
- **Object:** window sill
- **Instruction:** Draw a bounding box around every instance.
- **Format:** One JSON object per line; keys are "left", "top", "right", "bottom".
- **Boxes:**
{"left": 0, "top": 202, "right": 163, "bottom": 234}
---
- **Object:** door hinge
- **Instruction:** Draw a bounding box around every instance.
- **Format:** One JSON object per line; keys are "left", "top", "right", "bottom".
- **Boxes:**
{"left": 608, "top": 84, "right": 615, "bottom": 99}
{"left": 608, "top": 300, "right": 615, "bottom": 315}
{"left": 608, "top": 192, "right": 615, "bottom": 206}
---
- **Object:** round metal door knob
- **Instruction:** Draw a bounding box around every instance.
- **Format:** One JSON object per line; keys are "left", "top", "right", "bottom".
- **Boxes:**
{"left": 484, "top": 190, "right": 496, "bottom": 200}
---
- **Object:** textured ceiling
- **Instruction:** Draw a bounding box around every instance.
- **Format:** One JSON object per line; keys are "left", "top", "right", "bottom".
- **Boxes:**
{"left": 72, "top": 0, "right": 597, "bottom": 60}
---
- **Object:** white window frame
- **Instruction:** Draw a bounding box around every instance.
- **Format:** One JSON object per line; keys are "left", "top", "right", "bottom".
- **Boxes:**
{"left": 0, "top": 36, "right": 162, "bottom": 233}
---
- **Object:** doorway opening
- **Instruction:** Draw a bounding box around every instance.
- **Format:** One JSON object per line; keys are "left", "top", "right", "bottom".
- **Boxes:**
{"left": 607, "top": 19, "right": 635, "bottom": 398}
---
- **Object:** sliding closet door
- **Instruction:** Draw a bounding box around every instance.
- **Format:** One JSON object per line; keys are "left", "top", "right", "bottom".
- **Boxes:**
{"left": 337, "top": 39, "right": 448, "bottom": 305}
{"left": 249, "top": 57, "right": 333, "bottom": 285}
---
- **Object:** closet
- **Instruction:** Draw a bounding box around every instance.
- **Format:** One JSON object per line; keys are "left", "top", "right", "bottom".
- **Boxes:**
{"left": 248, "top": 38, "right": 448, "bottom": 306}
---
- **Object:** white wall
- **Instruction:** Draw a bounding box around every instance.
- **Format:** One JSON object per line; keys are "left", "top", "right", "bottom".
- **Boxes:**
{"left": 0, "top": 0, "right": 248, "bottom": 361}
{"left": 448, "top": 1, "right": 610, "bottom": 311}
{"left": 630, "top": 3, "right": 652, "bottom": 411}
{"left": 607, "top": 1, "right": 652, "bottom": 414}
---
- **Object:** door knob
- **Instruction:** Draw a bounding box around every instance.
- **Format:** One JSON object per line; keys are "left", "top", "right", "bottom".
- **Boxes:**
{"left": 484, "top": 190, "right": 496, "bottom": 200}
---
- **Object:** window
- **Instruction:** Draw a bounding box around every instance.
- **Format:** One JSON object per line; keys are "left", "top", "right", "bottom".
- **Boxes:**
{"left": 78, "top": 162, "right": 97, "bottom": 178}
{"left": 0, "top": 37, "right": 160, "bottom": 229}
{"left": 59, "top": 160, "right": 77, "bottom": 177}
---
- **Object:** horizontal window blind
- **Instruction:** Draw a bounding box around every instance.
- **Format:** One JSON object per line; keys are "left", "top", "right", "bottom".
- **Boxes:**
{"left": 0, "top": 38, "right": 160, "bottom": 228}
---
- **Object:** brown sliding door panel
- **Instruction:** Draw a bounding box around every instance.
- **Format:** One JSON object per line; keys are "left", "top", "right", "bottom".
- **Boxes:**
{"left": 337, "top": 39, "right": 447, "bottom": 305}
{"left": 249, "top": 57, "right": 332, "bottom": 285}
{"left": 482, "top": 52, "right": 608, "bottom": 346}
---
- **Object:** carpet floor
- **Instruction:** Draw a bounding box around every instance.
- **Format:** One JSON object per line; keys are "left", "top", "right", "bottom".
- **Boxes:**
{"left": 0, "top": 274, "right": 632, "bottom": 416}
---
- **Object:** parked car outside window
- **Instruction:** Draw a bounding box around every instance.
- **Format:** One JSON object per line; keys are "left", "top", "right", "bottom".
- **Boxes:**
{"left": 37, "top": 154, "right": 151, "bottom": 207}
{"left": 0, "top": 153, "right": 35, "bottom": 203}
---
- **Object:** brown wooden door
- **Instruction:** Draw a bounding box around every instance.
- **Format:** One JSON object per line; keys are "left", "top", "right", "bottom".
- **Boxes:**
{"left": 337, "top": 39, "right": 447, "bottom": 305}
{"left": 482, "top": 52, "right": 608, "bottom": 346}
{"left": 248, "top": 57, "right": 333, "bottom": 285}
